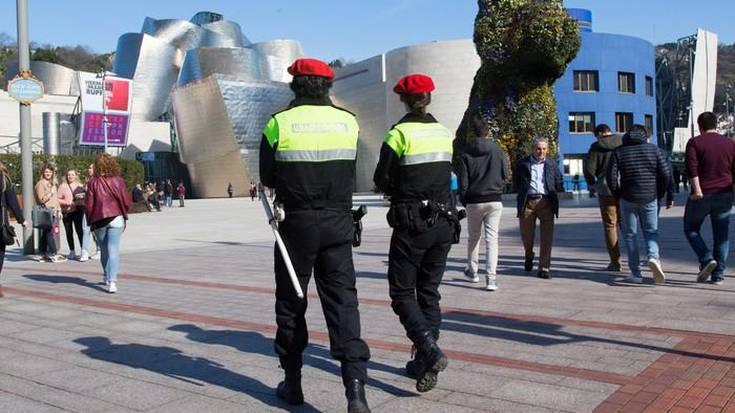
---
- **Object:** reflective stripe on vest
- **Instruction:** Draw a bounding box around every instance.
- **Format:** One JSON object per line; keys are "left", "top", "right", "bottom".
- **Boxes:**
{"left": 386, "top": 122, "right": 453, "bottom": 166}
{"left": 273, "top": 105, "right": 359, "bottom": 163}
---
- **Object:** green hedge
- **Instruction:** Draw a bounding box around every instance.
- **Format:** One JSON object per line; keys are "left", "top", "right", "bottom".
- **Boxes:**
{"left": 0, "top": 154, "right": 143, "bottom": 190}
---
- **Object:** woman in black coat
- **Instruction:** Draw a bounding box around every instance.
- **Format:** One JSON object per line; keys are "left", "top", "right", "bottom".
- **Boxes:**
{"left": 0, "top": 161, "right": 26, "bottom": 297}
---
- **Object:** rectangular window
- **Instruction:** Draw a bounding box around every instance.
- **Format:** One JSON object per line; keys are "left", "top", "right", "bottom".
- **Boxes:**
{"left": 618, "top": 72, "right": 636, "bottom": 94}
{"left": 645, "top": 114, "right": 654, "bottom": 133}
{"left": 645, "top": 76, "right": 653, "bottom": 97}
{"left": 568, "top": 112, "right": 596, "bottom": 133}
{"left": 573, "top": 70, "right": 599, "bottom": 92}
{"left": 616, "top": 112, "right": 634, "bottom": 133}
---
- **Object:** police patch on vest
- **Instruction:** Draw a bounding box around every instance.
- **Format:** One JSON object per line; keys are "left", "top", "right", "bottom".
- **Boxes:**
{"left": 291, "top": 122, "right": 349, "bottom": 134}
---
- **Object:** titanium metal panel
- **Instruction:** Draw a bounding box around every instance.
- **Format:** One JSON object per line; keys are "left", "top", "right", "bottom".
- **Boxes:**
{"left": 202, "top": 21, "right": 248, "bottom": 47}
{"left": 114, "top": 33, "right": 180, "bottom": 121}
{"left": 172, "top": 74, "right": 293, "bottom": 197}
{"left": 5, "top": 61, "right": 78, "bottom": 96}
{"left": 141, "top": 17, "right": 206, "bottom": 54}
{"left": 177, "top": 48, "right": 263, "bottom": 87}
{"left": 246, "top": 40, "right": 304, "bottom": 82}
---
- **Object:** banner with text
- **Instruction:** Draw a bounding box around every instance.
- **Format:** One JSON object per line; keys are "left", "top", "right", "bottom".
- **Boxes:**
{"left": 77, "top": 72, "right": 133, "bottom": 147}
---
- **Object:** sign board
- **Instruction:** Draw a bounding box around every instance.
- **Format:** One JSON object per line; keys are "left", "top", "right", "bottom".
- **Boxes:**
{"left": 77, "top": 72, "right": 133, "bottom": 147}
{"left": 7, "top": 72, "right": 44, "bottom": 105}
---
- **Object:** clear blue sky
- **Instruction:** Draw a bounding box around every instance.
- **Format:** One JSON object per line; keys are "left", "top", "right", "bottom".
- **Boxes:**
{"left": 1, "top": 1, "right": 733, "bottom": 62}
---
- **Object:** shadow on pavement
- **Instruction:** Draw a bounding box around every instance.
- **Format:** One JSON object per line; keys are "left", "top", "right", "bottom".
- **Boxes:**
{"left": 23, "top": 274, "right": 107, "bottom": 293}
{"left": 74, "top": 336, "right": 319, "bottom": 412}
{"left": 441, "top": 310, "right": 735, "bottom": 363}
{"left": 169, "top": 324, "right": 415, "bottom": 398}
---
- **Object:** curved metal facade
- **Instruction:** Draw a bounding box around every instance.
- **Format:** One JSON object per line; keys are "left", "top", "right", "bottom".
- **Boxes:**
{"left": 177, "top": 47, "right": 264, "bottom": 87}
{"left": 172, "top": 75, "right": 293, "bottom": 197}
{"left": 4, "top": 61, "right": 79, "bottom": 96}
{"left": 246, "top": 40, "right": 305, "bottom": 83}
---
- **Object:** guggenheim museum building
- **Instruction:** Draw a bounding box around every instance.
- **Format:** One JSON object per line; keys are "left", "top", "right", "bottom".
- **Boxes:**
{"left": 1, "top": 9, "right": 655, "bottom": 197}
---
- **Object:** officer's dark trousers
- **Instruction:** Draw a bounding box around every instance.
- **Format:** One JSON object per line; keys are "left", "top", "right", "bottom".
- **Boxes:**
{"left": 388, "top": 218, "right": 452, "bottom": 344}
{"left": 274, "top": 209, "right": 370, "bottom": 384}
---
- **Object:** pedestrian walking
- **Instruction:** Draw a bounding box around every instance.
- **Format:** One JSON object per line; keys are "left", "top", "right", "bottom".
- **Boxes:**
{"left": 227, "top": 182, "right": 234, "bottom": 198}
{"left": 583, "top": 124, "right": 623, "bottom": 271}
{"left": 514, "top": 138, "right": 564, "bottom": 279}
{"left": 572, "top": 174, "right": 581, "bottom": 192}
{"left": 259, "top": 58, "right": 371, "bottom": 412}
{"left": 683, "top": 112, "right": 735, "bottom": 285}
{"left": 35, "top": 164, "right": 66, "bottom": 263}
{"left": 249, "top": 181, "right": 256, "bottom": 201}
{"left": 374, "top": 73, "right": 454, "bottom": 393}
{"left": 85, "top": 154, "right": 131, "bottom": 294}
{"left": 457, "top": 113, "right": 510, "bottom": 291}
{"left": 58, "top": 169, "right": 87, "bottom": 260}
{"left": 176, "top": 181, "right": 186, "bottom": 207}
{"left": 165, "top": 179, "right": 174, "bottom": 207}
{"left": 607, "top": 124, "right": 671, "bottom": 284}
{"left": 84, "top": 163, "right": 99, "bottom": 261}
{"left": 0, "top": 161, "right": 26, "bottom": 297}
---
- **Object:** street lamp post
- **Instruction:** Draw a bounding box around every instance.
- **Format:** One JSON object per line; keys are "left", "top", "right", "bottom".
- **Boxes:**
{"left": 16, "top": 0, "right": 34, "bottom": 254}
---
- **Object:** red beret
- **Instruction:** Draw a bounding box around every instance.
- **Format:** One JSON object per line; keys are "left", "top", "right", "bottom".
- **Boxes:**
{"left": 287, "top": 58, "right": 335, "bottom": 79}
{"left": 393, "top": 74, "right": 435, "bottom": 95}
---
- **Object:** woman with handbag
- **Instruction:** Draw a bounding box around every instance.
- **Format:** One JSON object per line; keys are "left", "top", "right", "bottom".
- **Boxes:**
{"left": 0, "top": 161, "right": 26, "bottom": 297}
{"left": 35, "top": 164, "right": 66, "bottom": 263}
{"left": 58, "top": 169, "right": 87, "bottom": 260}
{"left": 85, "top": 154, "right": 131, "bottom": 294}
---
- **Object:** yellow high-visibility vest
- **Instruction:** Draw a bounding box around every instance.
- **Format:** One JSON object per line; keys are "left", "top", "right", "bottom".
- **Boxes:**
{"left": 384, "top": 122, "right": 453, "bottom": 165}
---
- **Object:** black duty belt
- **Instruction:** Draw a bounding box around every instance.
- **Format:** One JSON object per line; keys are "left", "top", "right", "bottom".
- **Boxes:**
{"left": 527, "top": 194, "right": 546, "bottom": 200}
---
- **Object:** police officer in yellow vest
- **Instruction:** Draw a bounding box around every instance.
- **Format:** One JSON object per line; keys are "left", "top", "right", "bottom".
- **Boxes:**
{"left": 260, "top": 58, "right": 371, "bottom": 413}
{"left": 373, "top": 74, "right": 454, "bottom": 393}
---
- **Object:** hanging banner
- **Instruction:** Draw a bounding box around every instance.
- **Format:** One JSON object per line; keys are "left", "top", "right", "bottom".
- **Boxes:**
{"left": 77, "top": 72, "right": 133, "bottom": 147}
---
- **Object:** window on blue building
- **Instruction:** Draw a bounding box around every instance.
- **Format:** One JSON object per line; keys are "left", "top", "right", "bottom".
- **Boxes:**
{"left": 645, "top": 114, "right": 654, "bottom": 133}
{"left": 616, "top": 112, "right": 634, "bottom": 133}
{"left": 645, "top": 76, "right": 653, "bottom": 96}
{"left": 618, "top": 72, "right": 636, "bottom": 94}
{"left": 573, "top": 71, "right": 599, "bottom": 92}
{"left": 568, "top": 112, "right": 596, "bottom": 133}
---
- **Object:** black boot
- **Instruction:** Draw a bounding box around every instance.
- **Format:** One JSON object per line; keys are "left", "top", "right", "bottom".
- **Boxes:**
{"left": 413, "top": 331, "right": 448, "bottom": 393}
{"left": 405, "top": 331, "right": 439, "bottom": 379}
{"left": 345, "top": 379, "right": 370, "bottom": 413}
{"left": 276, "top": 372, "right": 304, "bottom": 405}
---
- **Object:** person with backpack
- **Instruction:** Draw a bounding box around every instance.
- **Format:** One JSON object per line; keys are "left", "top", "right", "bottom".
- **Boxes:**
{"left": 584, "top": 124, "right": 623, "bottom": 272}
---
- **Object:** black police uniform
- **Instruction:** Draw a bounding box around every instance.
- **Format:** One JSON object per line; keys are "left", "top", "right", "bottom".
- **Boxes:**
{"left": 259, "top": 96, "right": 370, "bottom": 386}
{"left": 373, "top": 112, "right": 454, "bottom": 380}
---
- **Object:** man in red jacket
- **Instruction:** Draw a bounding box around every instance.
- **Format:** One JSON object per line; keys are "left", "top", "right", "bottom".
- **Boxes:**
{"left": 684, "top": 112, "right": 735, "bottom": 285}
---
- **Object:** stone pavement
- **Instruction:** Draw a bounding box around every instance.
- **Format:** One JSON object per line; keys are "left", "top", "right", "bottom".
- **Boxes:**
{"left": 1, "top": 195, "right": 735, "bottom": 412}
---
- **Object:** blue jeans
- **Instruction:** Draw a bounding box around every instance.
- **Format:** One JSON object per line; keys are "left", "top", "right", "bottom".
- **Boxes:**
{"left": 94, "top": 224, "right": 123, "bottom": 282}
{"left": 684, "top": 192, "right": 733, "bottom": 277}
{"left": 620, "top": 199, "right": 660, "bottom": 276}
{"left": 81, "top": 214, "right": 91, "bottom": 255}
{"left": 165, "top": 195, "right": 172, "bottom": 207}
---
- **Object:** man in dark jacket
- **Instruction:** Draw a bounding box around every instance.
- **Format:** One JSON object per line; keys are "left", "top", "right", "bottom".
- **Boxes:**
{"left": 584, "top": 124, "right": 623, "bottom": 271}
{"left": 458, "top": 114, "right": 510, "bottom": 291}
{"left": 514, "top": 138, "right": 564, "bottom": 279}
{"left": 607, "top": 124, "right": 671, "bottom": 285}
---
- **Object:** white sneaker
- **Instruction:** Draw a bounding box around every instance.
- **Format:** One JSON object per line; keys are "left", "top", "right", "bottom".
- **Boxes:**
{"left": 79, "top": 252, "right": 89, "bottom": 262}
{"left": 647, "top": 259, "right": 666, "bottom": 284}
{"left": 464, "top": 269, "right": 479, "bottom": 283}
{"left": 626, "top": 275, "right": 643, "bottom": 284}
{"left": 108, "top": 282, "right": 117, "bottom": 294}
{"left": 485, "top": 275, "right": 498, "bottom": 291}
{"left": 697, "top": 260, "right": 718, "bottom": 283}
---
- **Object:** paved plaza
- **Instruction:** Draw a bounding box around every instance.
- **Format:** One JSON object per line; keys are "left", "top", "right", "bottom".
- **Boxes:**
{"left": 1, "top": 194, "right": 735, "bottom": 412}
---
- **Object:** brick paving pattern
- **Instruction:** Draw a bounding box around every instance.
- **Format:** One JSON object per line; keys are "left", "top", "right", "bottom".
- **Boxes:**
{"left": 0, "top": 195, "right": 733, "bottom": 412}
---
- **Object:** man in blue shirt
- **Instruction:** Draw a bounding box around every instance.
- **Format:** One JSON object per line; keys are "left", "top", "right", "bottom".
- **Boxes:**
{"left": 514, "top": 138, "right": 564, "bottom": 279}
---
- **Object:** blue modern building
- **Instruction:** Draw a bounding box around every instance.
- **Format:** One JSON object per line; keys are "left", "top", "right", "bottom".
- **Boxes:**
{"left": 555, "top": 9, "right": 657, "bottom": 189}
